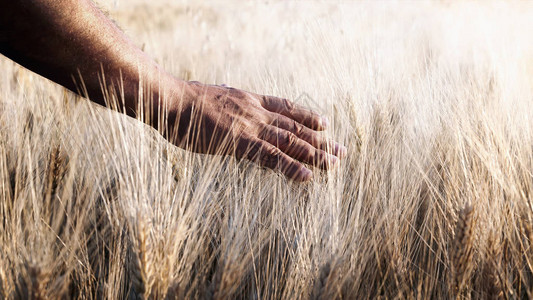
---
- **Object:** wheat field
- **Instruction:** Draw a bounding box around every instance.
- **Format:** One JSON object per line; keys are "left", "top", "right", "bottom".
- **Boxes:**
{"left": 1, "top": 0, "right": 532, "bottom": 299}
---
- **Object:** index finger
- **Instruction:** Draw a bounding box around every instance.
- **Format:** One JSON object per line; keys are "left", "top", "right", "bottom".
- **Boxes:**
{"left": 260, "top": 96, "right": 329, "bottom": 131}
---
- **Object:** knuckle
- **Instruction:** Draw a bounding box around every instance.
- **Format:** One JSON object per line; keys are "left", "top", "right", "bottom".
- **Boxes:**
{"left": 261, "top": 95, "right": 272, "bottom": 106}
{"left": 291, "top": 120, "right": 303, "bottom": 136}
{"left": 282, "top": 98, "right": 295, "bottom": 112}
{"left": 265, "top": 144, "right": 282, "bottom": 157}
{"left": 282, "top": 131, "right": 297, "bottom": 148}
{"left": 261, "top": 146, "right": 283, "bottom": 168}
{"left": 227, "top": 87, "right": 246, "bottom": 99}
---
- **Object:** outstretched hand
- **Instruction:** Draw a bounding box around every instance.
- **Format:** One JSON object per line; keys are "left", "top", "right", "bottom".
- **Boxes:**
{"left": 168, "top": 82, "right": 347, "bottom": 181}
{"left": 0, "top": 0, "right": 346, "bottom": 181}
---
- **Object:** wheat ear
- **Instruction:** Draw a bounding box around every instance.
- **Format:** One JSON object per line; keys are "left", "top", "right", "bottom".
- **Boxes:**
{"left": 451, "top": 203, "right": 475, "bottom": 296}
{"left": 130, "top": 216, "right": 153, "bottom": 300}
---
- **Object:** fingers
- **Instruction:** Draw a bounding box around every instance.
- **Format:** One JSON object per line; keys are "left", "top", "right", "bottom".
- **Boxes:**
{"left": 259, "top": 125, "right": 338, "bottom": 170}
{"left": 236, "top": 137, "right": 313, "bottom": 182}
{"left": 269, "top": 114, "right": 347, "bottom": 158}
{"left": 260, "top": 96, "right": 328, "bottom": 131}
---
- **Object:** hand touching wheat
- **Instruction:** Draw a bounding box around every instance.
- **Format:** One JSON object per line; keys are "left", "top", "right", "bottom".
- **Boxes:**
{"left": 0, "top": 0, "right": 346, "bottom": 181}
{"left": 170, "top": 82, "right": 346, "bottom": 181}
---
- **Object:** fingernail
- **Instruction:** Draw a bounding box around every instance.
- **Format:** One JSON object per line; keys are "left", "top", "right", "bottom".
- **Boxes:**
{"left": 321, "top": 116, "right": 330, "bottom": 128}
{"left": 335, "top": 144, "right": 348, "bottom": 158}
{"left": 330, "top": 155, "right": 338, "bottom": 166}
{"left": 300, "top": 167, "right": 313, "bottom": 181}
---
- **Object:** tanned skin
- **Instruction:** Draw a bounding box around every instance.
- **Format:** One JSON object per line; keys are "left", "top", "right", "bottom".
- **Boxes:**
{"left": 0, "top": 0, "right": 346, "bottom": 182}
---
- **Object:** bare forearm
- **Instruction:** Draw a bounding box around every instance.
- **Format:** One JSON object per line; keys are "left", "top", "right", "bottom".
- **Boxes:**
{"left": 0, "top": 0, "right": 184, "bottom": 117}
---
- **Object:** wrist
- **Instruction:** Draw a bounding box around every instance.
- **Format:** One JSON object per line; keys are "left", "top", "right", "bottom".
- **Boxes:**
{"left": 159, "top": 78, "right": 199, "bottom": 144}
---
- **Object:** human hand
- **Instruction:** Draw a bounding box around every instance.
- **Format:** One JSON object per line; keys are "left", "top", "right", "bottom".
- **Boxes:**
{"left": 168, "top": 81, "right": 347, "bottom": 182}
{"left": 0, "top": 0, "right": 347, "bottom": 183}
